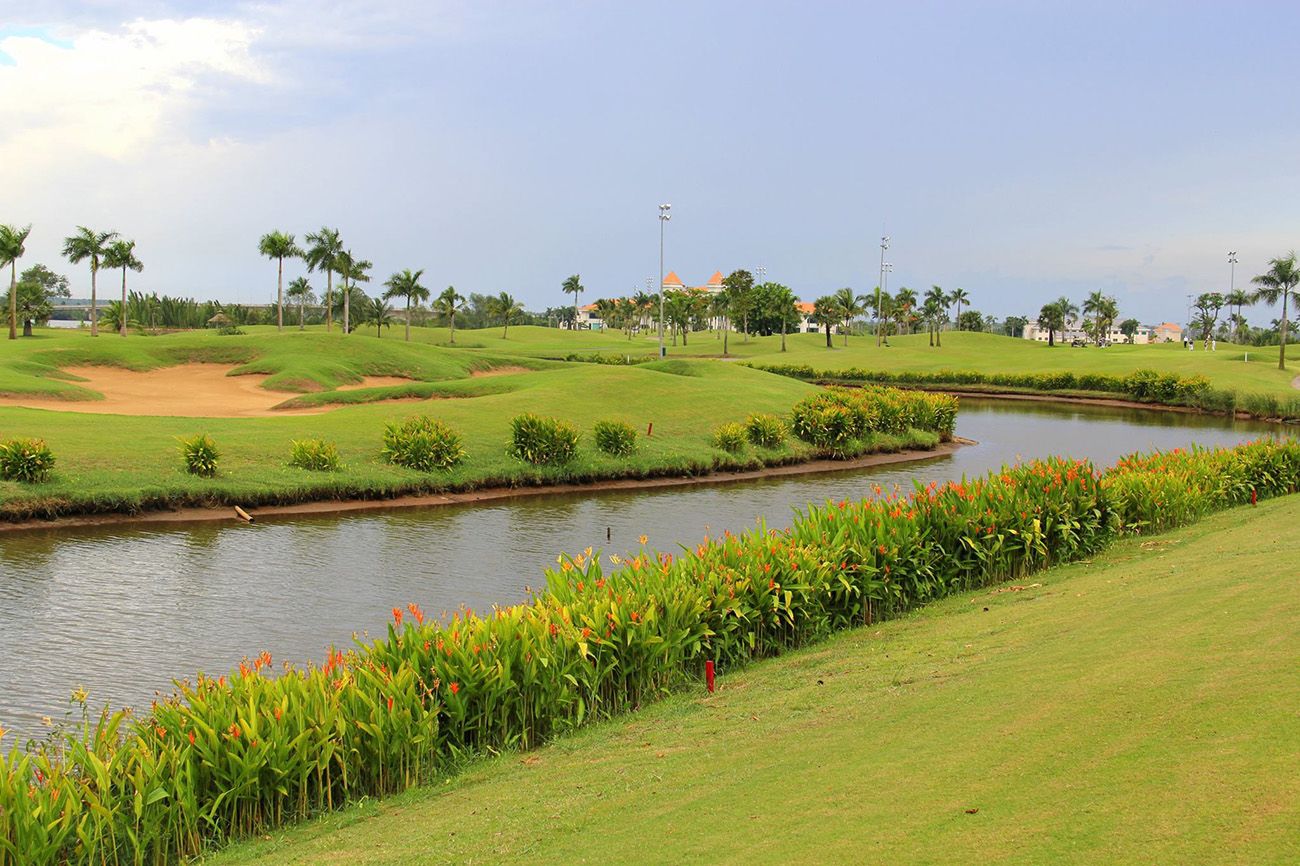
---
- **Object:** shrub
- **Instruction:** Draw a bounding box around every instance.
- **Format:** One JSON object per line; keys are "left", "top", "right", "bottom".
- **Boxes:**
{"left": 289, "top": 438, "right": 342, "bottom": 472}
{"left": 745, "top": 413, "right": 787, "bottom": 448}
{"left": 179, "top": 433, "right": 219, "bottom": 477}
{"left": 712, "top": 422, "right": 747, "bottom": 453}
{"left": 510, "top": 413, "right": 580, "bottom": 465}
{"left": 0, "top": 437, "right": 55, "bottom": 483}
{"left": 382, "top": 416, "right": 466, "bottom": 471}
{"left": 593, "top": 420, "right": 638, "bottom": 456}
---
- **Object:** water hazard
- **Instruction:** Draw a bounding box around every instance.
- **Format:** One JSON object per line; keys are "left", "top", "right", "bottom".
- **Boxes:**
{"left": 0, "top": 398, "right": 1283, "bottom": 741}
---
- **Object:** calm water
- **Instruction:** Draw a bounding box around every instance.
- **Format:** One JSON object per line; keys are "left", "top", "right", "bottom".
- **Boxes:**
{"left": 0, "top": 399, "right": 1282, "bottom": 741}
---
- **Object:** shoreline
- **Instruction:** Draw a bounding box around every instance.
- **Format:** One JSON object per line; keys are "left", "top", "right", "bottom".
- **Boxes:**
{"left": 0, "top": 438, "right": 972, "bottom": 534}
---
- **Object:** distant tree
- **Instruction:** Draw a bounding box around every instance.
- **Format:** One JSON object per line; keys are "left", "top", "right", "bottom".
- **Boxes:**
{"left": 561, "top": 274, "right": 584, "bottom": 330}
{"left": 957, "top": 309, "right": 984, "bottom": 332}
{"left": 1193, "top": 292, "right": 1225, "bottom": 347}
{"left": 1037, "top": 301, "right": 1065, "bottom": 347}
{"left": 383, "top": 268, "right": 430, "bottom": 341}
{"left": 720, "top": 270, "right": 755, "bottom": 341}
{"left": 1003, "top": 315, "right": 1029, "bottom": 337}
{"left": 1082, "top": 291, "right": 1119, "bottom": 346}
{"left": 286, "top": 276, "right": 315, "bottom": 330}
{"left": 812, "top": 295, "right": 839, "bottom": 349}
{"left": 4, "top": 266, "right": 63, "bottom": 336}
{"left": 924, "top": 285, "right": 948, "bottom": 347}
{"left": 832, "top": 287, "right": 865, "bottom": 347}
{"left": 0, "top": 224, "right": 32, "bottom": 340}
{"left": 492, "top": 291, "right": 524, "bottom": 338}
{"left": 362, "top": 294, "right": 395, "bottom": 337}
{"left": 258, "top": 231, "right": 302, "bottom": 332}
{"left": 62, "top": 226, "right": 118, "bottom": 337}
{"left": 102, "top": 239, "right": 143, "bottom": 337}
{"left": 1119, "top": 318, "right": 1141, "bottom": 343}
{"left": 1251, "top": 253, "right": 1299, "bottom": 370}
{"left": 435, "top": 286, "right": 466, "bottom": 342}
{"left": 303, "top": 227, "right": 343, "bottom": 332}
{"left": 765, "top": 283, "right": 798, "bottom": 352}
{"left": 949, "top": 287, "right": 970, "bottom": 326}
{"left": 892, "top": 287, "right": 917, "bottom": 335}
{"left": 332, "top": 250, "right": 372, "bottom": 334}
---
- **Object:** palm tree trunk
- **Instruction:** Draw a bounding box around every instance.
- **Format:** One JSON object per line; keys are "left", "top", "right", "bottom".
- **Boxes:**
{"left": 343, "top": 277, "right": 350, "bottom": 335}
{"left": 574, "top": 294, "right": 579, "bottom": 332}
{"left": 90, "top": 265, "right": 99, "bottom": 337}
{"left": 450, "top": 311, "right": 456, "bottom": 344}
{"left": 325, "top": 272, "right": 333, "bottom": 332}
{"left": 723, "top": 319, "right": 729, "bottom": 356}
{"left": 7, "top": 261, "right": 15, "bottom": 341}
{"left": 277, "top": 256, "right": 284, "bottom": 331}
{"left": 120, "top": 267, "right": 128, "bottom": 336}
{"left": 405, "top": 297, "right": 411, "bottom": 341}
{"left": 780, "top": 317, "right": 787, "bottom": 352}
{"left": 843, "top": 318, "right": 849, "bottom": 347}
{"left": 1279, "top": 291, "right": 1290, "bottom": 371}
{"left": 299, "top": 297, "right": 305, "bottom": 330}
{"left": 824, "top": 323, "right": 832, "bottom": 348}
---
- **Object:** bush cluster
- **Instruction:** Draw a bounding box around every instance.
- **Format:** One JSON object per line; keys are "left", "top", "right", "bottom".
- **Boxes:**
{"left": 593, "top": 420, "right": 638, "bottom": 456}
{"left": 382, "top": 416, "right": 466, "bottom": 471}
{"left": 0, "top": 437, "right": 55, "bottom": 484}
{"left": 4, "top": 439, "right": 1297, "bottom": 864}
{"left": 179, "top": 433, "right": 220, "bottom": 477}
{"left": 712, "top": 422, "right": 748, "bottom": 453}
{"left": 510, "top": 413, "right": 580, "bottom": 465}
{"left": 288, "top": 438, "right": 343, "bottom": 472}
{"left": 745, "top": 413, "right": 787, "bottom": 448}
{"left": 788, "top": 386, "right": 958, "bottom": 454}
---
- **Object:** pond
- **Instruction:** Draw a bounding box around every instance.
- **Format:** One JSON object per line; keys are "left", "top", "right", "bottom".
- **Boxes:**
{"left": 0, "top": 398, "right": 1282, "bottom": 742}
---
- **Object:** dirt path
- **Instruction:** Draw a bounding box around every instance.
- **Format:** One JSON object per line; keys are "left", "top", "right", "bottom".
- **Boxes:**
{"left": 0, "top": 365, "right": 414, "bottom": 417}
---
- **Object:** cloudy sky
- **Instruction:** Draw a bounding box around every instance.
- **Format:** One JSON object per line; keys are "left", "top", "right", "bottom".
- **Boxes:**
{"left": 2, "top": 1, "right": 1297, "bottom": 323}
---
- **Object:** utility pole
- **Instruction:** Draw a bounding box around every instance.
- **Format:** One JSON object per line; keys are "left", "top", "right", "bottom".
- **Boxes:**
{"left": 658, "top": 204, "right": 671, "bottom": 358}
{"left": 876, "top": 234, "right": 889, "bottom": 346}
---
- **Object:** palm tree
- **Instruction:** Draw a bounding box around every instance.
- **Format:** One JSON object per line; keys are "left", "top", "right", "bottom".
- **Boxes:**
{"left": 833, "top": 287, "right": 864, "bottom": 347}
{"left": 1082, "top": 291, "right": 1115, "bottom": 346}
{"left": 493, "top": 291, "right": 524, "bottom": 338}
{"left": 722, "top": 270, "right": 755, "bottom": 342}
{"left": 303, "top": 227, "right": 343, "bottom": 332}
{"left": 893, "top": 287, "right": 917, "bottom": 335}
{"left": 333, "top": 250, "right": 372, "bottom": 335}
{"left": 770, "top": 284, "right": 798, "bottom": 352}
{"left": 434, "top": 286, "right": 465, "bottom": 343}
{"left": 258, "top": 231, "right": 301, "bottom": 332}
{"left": 1037, "top": 301, "right": 1066, "bottom": 347}
{"left": 382, "top": 268, "right": 430, "bottom": 341}
{"left": 1252, "top": 252, "right": 1300, "bottom": 370}
{"left": 949, "top": 287, "right": 970, "bottom": 328}
{"left": 10, "top": 278, "right": 54, "bottom": 337}
{"left": 102, "top": 240, "right": 143, "bottom": 337}
{"left": 62, "top": 226, "right": 118, "bottom": 337}
{"left": 924, "top": 286, "right": 948, "bottom": 347}
{"left": 0, "top": 224, "right": 32, "bottom": 341}
{"left": 709, "top": 291, "right": 730, "bottom": 347}
{"left": 812, "top": 295, "right": 838, "bottom": 348}
{"left": 361, "top": 294, "right": 395, "bottom": 337}
{"left": 286, "top": 276, "right": 314, "bottom": 330}
{"left": 561, "top": 274, "right": 583, "bottom": 330}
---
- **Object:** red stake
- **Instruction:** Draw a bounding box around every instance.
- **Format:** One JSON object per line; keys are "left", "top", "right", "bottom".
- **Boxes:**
{"left": 647, "top": 422, "right": 654, "bottom": 437}
{"left": 1251, "top": 488, "right": 1257, "bottom": 506}
{"left": 705, "top": 660, "right": 715, "bottom": 693}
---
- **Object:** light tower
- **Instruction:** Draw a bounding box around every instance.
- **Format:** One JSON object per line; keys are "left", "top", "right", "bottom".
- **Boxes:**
{"left": 658, "top": 204, "right": 671, "bottom": 358}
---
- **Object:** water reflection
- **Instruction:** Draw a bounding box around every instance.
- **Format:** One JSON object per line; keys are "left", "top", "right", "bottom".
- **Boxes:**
{"left": 0, "top": 398, "right": 1283, "bottom": 740}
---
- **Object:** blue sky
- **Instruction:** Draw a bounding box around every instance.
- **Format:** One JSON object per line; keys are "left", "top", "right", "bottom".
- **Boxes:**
{"left": 2, "top": 1, "right": 1297, "bottom": 324}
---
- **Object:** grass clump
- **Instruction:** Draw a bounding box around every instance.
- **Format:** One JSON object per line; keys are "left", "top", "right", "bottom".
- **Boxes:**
{"left": 510, "top": 413, "right": 580, "bottom": 465}
{"left": 712, "top": 422, "right": 747, "bottom": 453}
{"left": 179, "top": 434, "right": 220, "bottom": 477}
{"left": 745, "top": 413, "right": 787, "bottom": 448}
{"left": 0, "top": 437, "right": 55, "bottom": 483}
{"left": 382, "top": 416, "right": 466, "bottom": 472}
{"left": 288, "top": 438, "right": 343, "bottom": 472}
{"left": 592, "top": 419, "right": 638, "bottom": 457}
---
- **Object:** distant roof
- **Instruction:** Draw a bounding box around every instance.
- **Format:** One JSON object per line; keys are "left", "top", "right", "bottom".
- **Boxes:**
{"left": 662, "top": 271, "right": 684, "bottom": 287}
{"left": 706, "top": 271, "right": 724, "bottom": 286}
{"left": 796, "top": 301, "right": 816, "bottom": 313}
{"left": 580, "top": 303, "right": 598, "bottom": 311}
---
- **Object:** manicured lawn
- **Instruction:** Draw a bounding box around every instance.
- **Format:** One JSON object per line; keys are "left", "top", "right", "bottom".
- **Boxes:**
{"left": 212, "top": 494, "right": 1300, "bottom": 865}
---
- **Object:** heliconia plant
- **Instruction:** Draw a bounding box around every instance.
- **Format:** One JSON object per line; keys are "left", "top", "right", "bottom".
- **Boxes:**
{"left": 1, "top": 439, "right": 1298, "bottom": 864}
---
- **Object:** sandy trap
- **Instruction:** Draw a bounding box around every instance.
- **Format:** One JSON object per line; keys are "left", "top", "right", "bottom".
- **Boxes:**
{"left": 3, "top": 365, "right": 415, "bottom": 418}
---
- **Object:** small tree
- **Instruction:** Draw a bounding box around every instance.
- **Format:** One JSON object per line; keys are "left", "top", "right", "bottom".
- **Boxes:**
{"left": 1251, "top": 253, "right": 1298, "bottom": 370}
{"left": 364, "top": 294, "right": 395, "bottom": 337}
{"left": 493, "top": 291, "right": 524, "bottom": 339}
{"left": 102, "top": 239, "right": 143, "bottom": 337}
{"left": 303, "top": 227, "right": 343, "bottom": 332}
{"left": 722, "top": 269, "right": 755, "bottom": 341}
{"left": 561, "top": 274, "right": 583, "bottom": 330}
{"left": 383, "top": 268, "right": 430, "bottom": 341}
{"left": 62, "top": 226, "right": 118, "bottom": 337}
{"left": 286, "top": 276, "right": 315, "bottom": 329}
{"left": 1037, "top": 301, "right": 1065, "bottom": 347}
{"left": 434, "top": 286, "right": 465, "bottom": 343}
{"left": 258, "top": 231, "right": 302, "bottom": 332}
{"left": 1193, "top": 292, "right": 1224, "bottom": 347}
{"left": 0, "top": 224, "right": 32, "bottom": 340}
{"left": 1119, "top": 318, "right": 1141, "bottom": 343}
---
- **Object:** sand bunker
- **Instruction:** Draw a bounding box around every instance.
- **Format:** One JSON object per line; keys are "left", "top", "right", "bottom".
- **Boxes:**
{"left": 1, "top": 365, "right": 418, "bottom": 418}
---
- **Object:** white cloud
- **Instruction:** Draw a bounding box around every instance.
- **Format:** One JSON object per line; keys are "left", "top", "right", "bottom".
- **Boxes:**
{"left": 0, "top": 17, "right": 268, "bottom": 164}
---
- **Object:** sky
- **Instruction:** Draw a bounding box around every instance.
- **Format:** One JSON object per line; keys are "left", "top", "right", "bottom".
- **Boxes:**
{"left": 2, "top": 1, "right": 1298, "bottom": 325}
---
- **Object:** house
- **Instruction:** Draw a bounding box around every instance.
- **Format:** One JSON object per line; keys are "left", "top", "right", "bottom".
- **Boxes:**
{"left": 575, "top": 302, "right": 602, "bottom": 330}
{"left": 1022, "top": 321, "right": 1088, "bottom": 343}
{"left": 1150, "top": 322, "right": 1182, "bottom": 343}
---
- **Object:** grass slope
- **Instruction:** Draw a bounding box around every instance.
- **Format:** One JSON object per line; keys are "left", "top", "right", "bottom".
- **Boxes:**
{"left": 213, "top": 495, "right": 1300, "bottom": 866}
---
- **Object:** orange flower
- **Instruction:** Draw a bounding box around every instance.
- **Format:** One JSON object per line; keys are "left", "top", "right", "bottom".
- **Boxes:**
{"left": 450, "top": 682, "right": 460, "bottom": 694}
{"left": 392, "top": 607, "right": 403, "bottom": 626}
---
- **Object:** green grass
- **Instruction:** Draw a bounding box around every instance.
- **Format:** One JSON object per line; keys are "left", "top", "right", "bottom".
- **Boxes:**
{"left": 211, "top": 494, "right": 1300, "bottom": 866}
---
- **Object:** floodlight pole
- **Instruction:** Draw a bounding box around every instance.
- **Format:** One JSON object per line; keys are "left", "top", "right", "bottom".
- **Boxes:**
{"left": 658, "top": 204, "right": 671, "bottom": 358}
{"left": 876, "top": 234, "right": 889, "bottom": 346}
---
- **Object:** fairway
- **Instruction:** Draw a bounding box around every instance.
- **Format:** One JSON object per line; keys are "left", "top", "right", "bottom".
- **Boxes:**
{"left": 213, "top": 495, "right": 1300, "bottom": 866}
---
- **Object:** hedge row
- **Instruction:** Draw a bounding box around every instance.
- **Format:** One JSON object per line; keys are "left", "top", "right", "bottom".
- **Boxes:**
{"left": 3, "top": 439, "right": 1299, "bottom": 863}
{"left": 748, "top": 363, "right": 1300, "bottom": 421}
